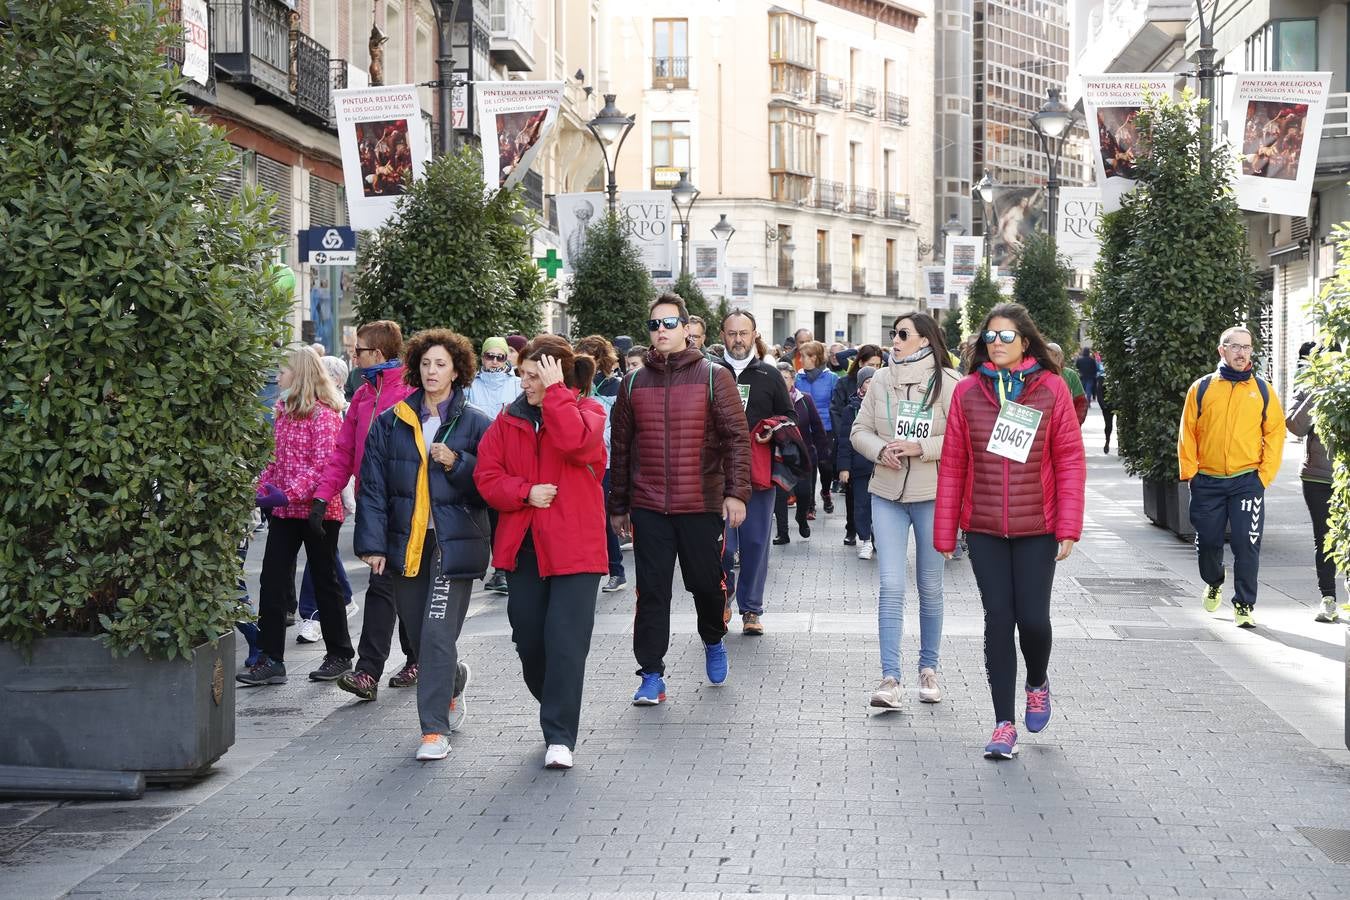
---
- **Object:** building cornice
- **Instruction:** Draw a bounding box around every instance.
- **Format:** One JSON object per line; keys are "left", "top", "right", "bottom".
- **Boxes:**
{"left": 818, "top": 0, "right": 924, "bottom": 31}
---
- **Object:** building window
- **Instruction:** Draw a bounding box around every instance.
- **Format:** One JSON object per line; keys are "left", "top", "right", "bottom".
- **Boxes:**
{"left": 1245, "top": 19, "right": 1317, "bottom": 71}
{"left": 651, "top": 120, "right": 690, "bottom": 188}
{"left": 653, "top": 18, "right": 689, "bottom": 87}
{"left": 773, "top": 308, "right": 792, "bottom": 346}
{"left": 769, "top": 103, "right": 816, "bottom": 202}
{"left": 769, "top": 10, "right": 814, "bottom": 67}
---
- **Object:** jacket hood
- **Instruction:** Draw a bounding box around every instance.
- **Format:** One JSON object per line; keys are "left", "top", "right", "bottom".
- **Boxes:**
{"left": 476, "top": 368, "right": 516, "bottom": 387}
{"left": 504, "top": 392, "right": 544, "bottom": 428}
{"left": 801, "top": 366, "right": 826, "bottom": 383}
{"left": 646, "top": 347, "right": 705, "bottom": 373}
{"left": 888, "top": 356, "right": 952, "bottom": 385}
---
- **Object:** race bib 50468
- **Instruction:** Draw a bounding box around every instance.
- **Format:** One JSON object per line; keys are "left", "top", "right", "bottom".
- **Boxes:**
{"left": 894, "top": 399, "right": 934, "bottom": 441}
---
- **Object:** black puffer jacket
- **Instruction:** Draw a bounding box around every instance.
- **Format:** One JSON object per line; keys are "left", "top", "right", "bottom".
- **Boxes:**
{"left": 354, "top": 388, "right": 491, "bottom": 580}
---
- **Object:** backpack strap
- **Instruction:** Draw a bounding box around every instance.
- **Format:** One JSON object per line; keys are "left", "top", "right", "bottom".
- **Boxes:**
{"left": 1195, "top": 374, "right": 1213, "bottom": 419}
{"left": 1196, "top": 373, "right": 1269, "bottom": 424}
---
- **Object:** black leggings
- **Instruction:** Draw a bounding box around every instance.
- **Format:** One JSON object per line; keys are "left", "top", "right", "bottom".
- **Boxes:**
{"left": 967, "top": 533, "right": 1057, "bottom": 723}
{"left": 1303, "top": 480, "right": 1338, "bottom": 599}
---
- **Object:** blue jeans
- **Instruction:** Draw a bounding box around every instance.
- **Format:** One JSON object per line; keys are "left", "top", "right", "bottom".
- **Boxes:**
{"left": 872, "top": 497, "right": 944, "bottom": 680}
{"left": 722, "top": 487, "right": 776, "bottom": 615}
{"left": 299, "top": 546, "right": 353, "bottom": 619}
{"left": 851, "top": 473, "right": 873, "bottom": 541}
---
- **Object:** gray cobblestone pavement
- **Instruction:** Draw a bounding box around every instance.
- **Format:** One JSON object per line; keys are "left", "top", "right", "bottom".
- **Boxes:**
{"left": 4, "top": 414, "right": 1350, "bottom": 899}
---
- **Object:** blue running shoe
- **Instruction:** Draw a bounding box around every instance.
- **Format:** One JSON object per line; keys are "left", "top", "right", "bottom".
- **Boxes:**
{"left": 983, "top": 721, "right": 1018, "bottom": 759}
{"left": 236, "top": 620, "right": 261, "bottom": 668}
{"left": 1025, "top": 681, "right": 1051, "bottom": 733}
{"left": 632, "top": 672, "right": 666, "bottom": 706}
{"left": 705, "top": 641, "right": 728, "bottom": 686}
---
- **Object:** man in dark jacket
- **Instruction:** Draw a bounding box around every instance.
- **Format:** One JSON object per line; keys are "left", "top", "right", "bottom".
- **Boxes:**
{"left": 716, "top": 309, "right": 795, "bottom": 636}
{"left": 1074, "top": 347, "right": 1097, "bottom": 408}
{"left": 610, "top": 294, "right": 751, "bottom": 703}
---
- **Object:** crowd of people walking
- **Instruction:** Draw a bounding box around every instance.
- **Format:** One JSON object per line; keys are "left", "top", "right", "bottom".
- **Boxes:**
{"left": 237, "top": 297, "right": 1339, "bottom": 767}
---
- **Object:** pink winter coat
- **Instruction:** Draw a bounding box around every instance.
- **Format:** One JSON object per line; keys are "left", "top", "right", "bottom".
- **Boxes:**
{"left": 259, "top": 402, "right": 346, "bottom": 521}
{"left": 313, "top": 363, "right": 415, "bottom": 501}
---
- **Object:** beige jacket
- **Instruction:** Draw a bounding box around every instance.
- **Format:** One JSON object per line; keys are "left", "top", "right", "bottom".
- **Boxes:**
{"left": 849, "top": 355, "right": 960, "bottom": 503}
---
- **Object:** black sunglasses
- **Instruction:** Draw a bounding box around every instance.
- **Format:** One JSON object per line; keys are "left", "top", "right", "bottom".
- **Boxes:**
{"left": 647, "top": 316, "right": 687, "bottom": 332}
{"left": 983, "top": 329, "right": 1020, "bottom": 344}
{"left": 889, "top": 328, "right": 912, "bottom": 341}
{"left": 355, "top": 346, "right": 376, "bottom": 354}
{"left": 483, "top": 352, "right": 507, "bottom": 361}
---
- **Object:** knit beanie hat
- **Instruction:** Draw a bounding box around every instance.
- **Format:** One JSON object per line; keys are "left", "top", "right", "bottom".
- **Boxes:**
{"left": 857, "top": 365, "right": 877, "bottom": 386}
{"left": 482, "top": 336, "right": 509, "bottom": 355}
{"left": 505, "top": 334, "right": 528, "bottom": 353}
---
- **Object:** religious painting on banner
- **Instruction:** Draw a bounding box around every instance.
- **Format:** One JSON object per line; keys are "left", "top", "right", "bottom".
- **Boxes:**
{"left": 1056, "top": 188, "right": 1103, "bottom": 271}
{"left": 1227, "top": 73, "right": 1332, "bottom": 217}
{"left": 1081, "top": 74, "right": 1174, "bottom": 211}
{"left": 944, "top": 236, "right": 983, "bottom": 296}
{"left": 555, "top": 192, "right": 674, "bottom": 275}
{"left": 691, "top": 241, "right": 724, "bottom": 293}
{"left": 333, "top": 86, "right": 432, "bottom": 230}
{"left": 475, "top": 81, "right": 564, "bottom": 192}
{"left": 987, "top": 185, "right": 1045, "bottom": 269}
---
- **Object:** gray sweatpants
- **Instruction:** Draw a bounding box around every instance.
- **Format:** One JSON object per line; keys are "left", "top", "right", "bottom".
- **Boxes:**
{"left": 393, "top": 536, "right": 473, "bottom": 736}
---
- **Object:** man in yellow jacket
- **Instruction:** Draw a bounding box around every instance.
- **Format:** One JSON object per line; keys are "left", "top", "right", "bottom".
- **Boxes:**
{"left": 1177, "top": 325, "right": 1285, "bottom": 628}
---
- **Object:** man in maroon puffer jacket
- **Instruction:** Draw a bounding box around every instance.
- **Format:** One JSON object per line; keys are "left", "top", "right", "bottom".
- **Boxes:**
{"left": 610, "top": 293, "right": 751, "bottom": 704}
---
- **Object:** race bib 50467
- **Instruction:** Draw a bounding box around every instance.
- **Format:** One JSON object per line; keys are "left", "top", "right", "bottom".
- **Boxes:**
{"left": 986, "top": 401, "right": 1042, "bottom": 463}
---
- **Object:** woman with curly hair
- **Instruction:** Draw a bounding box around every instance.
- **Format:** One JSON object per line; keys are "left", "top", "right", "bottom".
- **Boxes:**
{"left": 355, "top": 329, "right": 492, "bottom": 761}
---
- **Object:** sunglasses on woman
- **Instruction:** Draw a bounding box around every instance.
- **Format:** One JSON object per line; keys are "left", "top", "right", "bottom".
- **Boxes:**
{"left": 647, "top": 316, "right": 686, "bottom": 332}
{"left": 483, "top": 352, "right": 507, "bottom": 362}
{"left": 983, "top": 329, "right": 1020, "bottom": 344}
{"left": 889, "top": 328, "right": 912, "bottom": 341}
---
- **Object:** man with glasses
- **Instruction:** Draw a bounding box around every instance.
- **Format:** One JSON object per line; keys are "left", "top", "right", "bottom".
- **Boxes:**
{"left": 1178, "top": 325, "right": 1285, "bottom": 629}
{"left": 468, "top": 337, "right": 522, "bottom": 594}
{"left": 610, "top": 294, "right": 751, "bottom": 703}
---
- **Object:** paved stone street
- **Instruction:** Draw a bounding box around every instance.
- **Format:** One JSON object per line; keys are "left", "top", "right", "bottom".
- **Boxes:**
{"left": 4, "top": 413, "right": 1350, "bottom": 899}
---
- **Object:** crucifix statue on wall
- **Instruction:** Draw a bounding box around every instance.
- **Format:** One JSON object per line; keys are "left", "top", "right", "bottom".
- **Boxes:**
{"left": 368, "top": 16, "right": 388, "bottom": 86}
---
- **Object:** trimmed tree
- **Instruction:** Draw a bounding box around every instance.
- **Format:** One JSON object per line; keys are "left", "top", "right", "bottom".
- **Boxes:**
{"left": 1085, "top": 206, "right": 1136, "bottom": 439}
{"left": 354, "top": 147, "right": 544, "bottom": 344}
{"left": 960, "top": 261, "right": 1004, "bottom": 340}
{"left": 0, "top": 0, "right": 291, "bottom": 657}
{"left": 567, "top": 212, "right": 655, "bottom": 341}
{"left": 1104, "top": 90, "right": 1258, "bottom": 484}
{"left": 674, "top": 271, "right": 713, "bottom": 322}
{"left": 1012, "top": 231, "right": 1078, "bottom": 352}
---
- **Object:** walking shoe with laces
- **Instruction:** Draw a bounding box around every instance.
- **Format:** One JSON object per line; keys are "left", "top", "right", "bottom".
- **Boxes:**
{"left": 448, "top": 661, "right": 470, "bottom": 732}
{"left": 602, "top": 574, "right": 628, "bottom": 593}
{"left": 1234, "top": 604, "right": 1256, "bottom": 628}
{"left": 1025, "top": 681, "right": 1051, "bottom": 732}
{"left": 545, "top": 745, "right": 574, "bottom": 769}
{"left": 843, "top": 534, "right": 857, "bottom": 546}
{"left": 822, "top": 499, "right": 834, "bottom": 514}
{"left": 869, "top": 677, "right": 902, "bottom": 710}
{"left": 1203, "top": 584, "right": 1222, "bottom": 613}
{"left": 984, "top": 721, "right": 1019, "bottom": 759}
{"left": 1314, "top": 597, "right": 1339, "bottom": 623}
{"left": 857, "top": 540, "right": 874, "bottom": 560}
{"left": 309, "top": 655, "right": 352, "bottom": 682}
{"left": 918, "top": 668, "right": 942, "bottom": 703}
{"left": 705, "top": 641, "right": 729, "bottom": 685}
{"left": 486, "top": 570, "right": 509, "bottom": 594}
{"left": 416, "top": 734, "right": 450, "bottom": 761}
{"left": 389, "top": 662, "right": 419, "bottom": 687}
{"left": 236, "top": 656, "right": 286, "bottom": 687}
{"left": 742, "top": 612, "right": 764, "bottom": 636}
{"left": 295, "top": 613, "right": 322, "bottom": 644}
{"left": 632, "top": 672, "right": 666, "bottom": 705}
{"left": 799, "top": 522, "right": 811, "bottom": 540}
{"left": 336, "top": 670, "right": 378, "bottom": 701}
{"left": 772, "top": 534, "right": 790, "bottom": 546}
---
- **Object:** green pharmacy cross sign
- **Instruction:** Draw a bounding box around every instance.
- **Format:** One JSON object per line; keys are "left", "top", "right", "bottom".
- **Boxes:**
{"left": 536, "top": 248, "right": 564, "bottom": 279}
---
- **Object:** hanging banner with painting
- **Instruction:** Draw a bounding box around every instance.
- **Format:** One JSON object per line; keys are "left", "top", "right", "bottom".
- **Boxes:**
{"left": 1081, "top": 74, "right": 1174, "bottom": 212}
{"left": 1227, "top": 73, "right": 1332, "bottom": 217}
{"left": 1056, "top": 187, "right": 1104, "bottom": 271}
{"left": 180, "top": 0, "right": 210, "bottom": 86}
{"left": 944, "top": 236, "right": 983, "bottom": 297}
{"left": 555, "top": 192, "right": 674, "bottom": 275}
{"left": 923, "top": 267, "right": 947, "bottom": 308}
{"left": 691, "top": 240, "right": 724, "bottom": 293}
{"left": 987, "top": 185, "right": 1045, "bottom": 269}
{"left": 729, "top": 268, "right": 754, "bottom": 302}
{"left": 475, "top": 81, "right": 564, "bottom": 193}
{"left": 333, "top": 85, "right": 431, "bottom": 230}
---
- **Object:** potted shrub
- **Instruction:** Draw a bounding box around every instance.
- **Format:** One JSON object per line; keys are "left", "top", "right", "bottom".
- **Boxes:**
{"left": 1087, "top": 90, "right": 1259, "bottom": 538}
{"left": 0, "top": 0, "right": 290, "bottom": 779}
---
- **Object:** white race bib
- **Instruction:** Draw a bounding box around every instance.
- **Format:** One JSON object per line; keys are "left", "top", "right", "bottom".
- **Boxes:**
{"left": 894, "top": 400, "right": 934, "bottom": 441}
{"left": 737, "top": 384, "right": 750, "bottom": 411}
{"left": 986, "top": 401, "right": 1043, "bottom": 463}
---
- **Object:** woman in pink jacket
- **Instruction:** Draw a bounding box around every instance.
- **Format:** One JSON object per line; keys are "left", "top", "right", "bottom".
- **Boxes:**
{"left": 238, "top": 347, "right": 353, "bottom": 687}
{"left": 934, "top": 303, "right": 1085, "bottom": 760}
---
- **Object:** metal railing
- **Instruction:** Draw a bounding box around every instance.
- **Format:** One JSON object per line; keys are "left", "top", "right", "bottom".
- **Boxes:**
{"left": 815, "top": 73, "right": 844, "bottom": 107}
{"left": 850, "top": 84, "right": 877, "bottom": 116}
{"left": 294, "top": 31, "right": 330, "bottom": 121}
{"left": 817, "top": 261, "right": 833, "bottom": 291}
{"left": 885, "top": 92, "right": 909, "bottom": 126}
{"left": 851, "top": 266, "right": 867, "bottom": 294}
{"left": 811, "top": 178, "right": 845, "bottom": 210}
{"left": 849, "top": 186, "right": 878, "bottom": 215}
{"left": 884, "top": 193, "right": 912, "bottom": 222}
{"left": 886, "top": 270, "right": 900, "bottom": 298}
{"left": 328, "top": 58, "right": 347, "bottom": 123}
{"left": 522, "top": 169, "right": 544, "bottom": 213}
{"left": 652, "top": 56, "right": 690, "bottom": 87}
{"left": 215, "top": 0, "right": 291, "bottom": 99}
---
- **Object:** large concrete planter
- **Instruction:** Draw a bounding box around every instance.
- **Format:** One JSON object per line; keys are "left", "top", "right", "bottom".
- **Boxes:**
{"left": 0, "top": 632, "right": 235, "bottom": 782}
{"left": 1142, "top": 479, "right": 1195, "bottom": 541}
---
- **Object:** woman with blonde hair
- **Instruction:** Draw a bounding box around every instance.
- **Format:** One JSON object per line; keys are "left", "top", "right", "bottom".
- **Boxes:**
{"left": 239, "top": 347, "right": 354, "bottom": 687}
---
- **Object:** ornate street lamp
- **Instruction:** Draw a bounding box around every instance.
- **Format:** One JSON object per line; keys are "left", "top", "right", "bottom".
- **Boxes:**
{"left": 670, "top": 170, "right": 700, "bottom": 278}
{"left": 710, "top": 214, "right": 736, "bottom": 245}
{"left": 1029, "top": 88, "right": 1076, "bottom": 240}
{"left": 973, "top": 171, "right": 998, "bottom": 261}
{"left": 586, "top": 94, "right": 636, "bottom": 214}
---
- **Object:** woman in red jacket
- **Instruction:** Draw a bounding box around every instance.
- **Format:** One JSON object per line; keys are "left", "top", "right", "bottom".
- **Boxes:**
{"left": 475, "top": 336, "right": 607, "bottom": 770}
{"left": 934, "top": 303, "right": 1085, "bottom": 760}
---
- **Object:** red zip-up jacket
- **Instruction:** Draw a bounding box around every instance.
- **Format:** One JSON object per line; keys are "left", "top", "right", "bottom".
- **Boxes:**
{"left": 313, "top": 363, "right": 414, "bottom": 500}
{"left": 933, "top": 368, "right": 1085, "bottom": 551}
{"left": 473, "top": 385, "right": 609, "bottom": 576}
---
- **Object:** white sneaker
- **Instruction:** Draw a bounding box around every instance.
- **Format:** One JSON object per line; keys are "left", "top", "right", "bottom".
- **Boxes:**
{"left": 295, "top": 615, "right": 322, "bottom": 644}
{"left": 857, "top": 540, "right": 874, "bottom": 560}
{"left": 416, "top": 734, "right": 450, "bottom": 761}
{"left": 544, "top": 744, "right": 574, "bottom": 769}
{"left": 869, "top": 677, "right": 902, "bottom": 710}
{"left": 346, "top": 600, "right": 359, "bottom": 620}
{"left": 918, "top": 667, "right": 942, "bottom": 703}
{"left": 1314, "top": 596, "right": 1340, "bottom": 623}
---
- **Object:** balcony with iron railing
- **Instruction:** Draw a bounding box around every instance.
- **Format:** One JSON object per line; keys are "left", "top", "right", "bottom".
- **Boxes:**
{"left": 817, "top": 261, "right": 833, "bottom": 291}
{"left": 158, "top": 0, "right": 216, "bottom": 99}
{"left": 852, "top": 266, "right": 867, "bottom": 294}
{"left": 886, "top": 269, "right": 900, "bottom": 298}
{"left": 652, "top": 56, "right": 690, "bottom": 88}
{"left": 778, "top": 257, "right": 795, "bottom": 289}
{"left": 815, "top": 73, "right": 844, "bottom": 107}
{"left": 490, "top": 0, "right": 535, "bottom": 71}
{"left": 293, "top": 31, "right": 331, "bottom": 125}
{"left": 215, "top": 0, "right": 292, "bottom": 102}
{"left": 884, "top": 193, "right": 912, "bottom": 222}
{"left": 522, "top": 169, "right": 544, "bottom": 214}
{"left": 1319, "top": 93, "right": 1350, "bottom": 175}
{"left": 327, "top": 58, "right": 348, "bottom": 124}
{"left": 885, "top": 92, "right": 910, "bottom": 126}
{"left": 849, "top": 84, "right": 878, "bottom": 117}
{"left": 849, "top": 186, "right": 878, "bottom": 216}
{"left": 811, "top": 178, "right": 845, "bottom": 210}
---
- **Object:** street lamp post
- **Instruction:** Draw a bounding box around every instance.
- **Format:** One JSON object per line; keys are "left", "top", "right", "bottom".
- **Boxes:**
{"left": 586, "top": 94, "right": 636, "bottom": 215}
{"left": 973, "top": 171, "right": 997, "bottom": 263}
{"left": 937, "top": 215, "right": 966, "bottom": 324}
{"left": 1193, "top": 0, "right": 1218, "bottom": 173}
{"left": 429, "top": 0, "right": 462, "bottom": 158}
{"left": 1028, "top": 88, "right": 1075, "bottom": 242}
{"left": 710, "top": 214, "right": 736, "bottom": 246}
{"left": 670, "top": 170, "right": 700, "bottom": 278}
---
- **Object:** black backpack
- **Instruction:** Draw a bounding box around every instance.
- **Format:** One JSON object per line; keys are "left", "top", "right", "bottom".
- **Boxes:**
{"left": 1195, "top": 373, "right": 1269, "bottom": 424}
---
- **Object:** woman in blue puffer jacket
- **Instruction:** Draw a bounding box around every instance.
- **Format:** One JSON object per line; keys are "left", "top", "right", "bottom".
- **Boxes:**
{"left": 794, "top": 340, "right": 841, "bottom": 517}
{"left": 355, "top": 329, "right": 491, "bottom": 762}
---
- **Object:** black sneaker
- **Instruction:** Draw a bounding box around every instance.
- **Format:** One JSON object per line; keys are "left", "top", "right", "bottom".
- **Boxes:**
{"left": 236, "top": 656, "right": 286, "bottom": 687}
{"left": 602, "top": 575, "right": 628, "bottom": 592}
{"left": 486, "top": 571, "right": 509, "bottom": 594}
{"left": 284, "top": 611, "right": 297, "bottom": 627}
{"left": 309, "top": 655, "right": 353, "bottom": 682}
{"left": 799, "top": 522, "right": 811, "bottom": 540}
{"left": 772, "top": 535, "right": 789, "bottom": 546}
{"left": 822, "top": 499, "right": 835, "bottom": 514}
{"left": 843, "top": 535, "right": 857, "bottom": 546}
